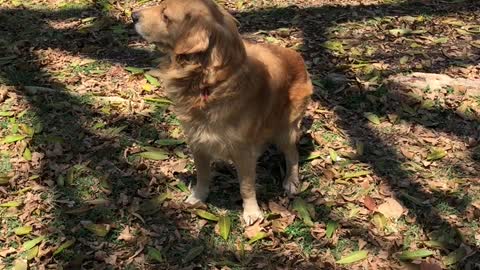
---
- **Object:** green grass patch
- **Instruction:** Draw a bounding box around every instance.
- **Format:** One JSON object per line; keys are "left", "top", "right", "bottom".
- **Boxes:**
{"left": 285, "top": 221, "right": 315, "bottom": 255}
{"left": 435, "top": 201, "right": 460, "bottom": 216}
{"left": 332, "top": 238, "right": 358, "bottom": 260}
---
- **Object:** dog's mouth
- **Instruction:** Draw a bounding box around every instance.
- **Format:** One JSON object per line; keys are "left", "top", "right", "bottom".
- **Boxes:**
{"left": 134, "top": 24, "right": 172, "bottom": 52}
{"left": 133, "top": 23, "right": 148, "bottom": 41}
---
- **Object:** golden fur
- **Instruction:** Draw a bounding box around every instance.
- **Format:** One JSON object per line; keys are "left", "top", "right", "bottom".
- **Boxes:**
{"left": 133, "top": 0, "right": 312, "bottom": 224}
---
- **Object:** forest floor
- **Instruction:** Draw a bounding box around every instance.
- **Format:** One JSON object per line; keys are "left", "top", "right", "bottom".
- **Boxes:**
{"left": 0, "top": 0, "right": 480, "bottom": 269}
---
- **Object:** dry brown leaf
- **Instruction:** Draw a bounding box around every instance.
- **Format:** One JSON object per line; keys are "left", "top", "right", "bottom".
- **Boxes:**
{"left": 271, "top": 215, "right": 295, "bottom": 233}
{"left": 118, "top": 226, "right": 135, "bottom": 242}
{"left": 376, "top": 197, "right": 405, "bottom": 220}
{"left": 0, "top": 247, "right": 16, "bottom": 257}
{"left": 401, "top": 148, "right": 415, "bottom": 159}
{"left": 311, "top": 224, "right": 326, "bottom": 240}
{"left": 363, "top": 196, "right": 377, "bottom": 211}
{"left": 244, "top": 219, "right": 265, "bottom": 239}
{"left": 420, "top": 262, "right": 442, "bottom": 270}
{"left": 268, "top": 201, "right": 291, "bottom": 217}
{"left": 323, "top": 168, "right": 335, "bottom": 181}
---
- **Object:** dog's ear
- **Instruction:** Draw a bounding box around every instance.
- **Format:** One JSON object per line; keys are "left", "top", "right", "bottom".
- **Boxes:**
{"left": 174, "top": 17, "right": 210, "bottom": 55}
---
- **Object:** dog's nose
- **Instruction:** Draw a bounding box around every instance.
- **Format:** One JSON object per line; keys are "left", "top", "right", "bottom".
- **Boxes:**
{"left": 131, "top": 11, "right": 140, "bottom": 23}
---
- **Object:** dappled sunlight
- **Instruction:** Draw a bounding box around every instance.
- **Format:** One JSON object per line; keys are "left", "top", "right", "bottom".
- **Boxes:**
{"left": 0, "top": 0, "right": 479, "bottom": 269}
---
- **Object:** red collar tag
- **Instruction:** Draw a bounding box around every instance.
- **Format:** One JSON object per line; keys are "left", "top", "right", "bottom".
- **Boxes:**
{"left": 201, "top": 88, "right": 209, "bottom": 101}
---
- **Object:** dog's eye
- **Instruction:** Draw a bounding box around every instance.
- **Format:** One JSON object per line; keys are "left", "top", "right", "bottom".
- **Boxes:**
{"left": 162, "top": 10, "right": 170, "bottom": 23}
{"left": 163, "top": 13, "right": 170, "bottom": 22}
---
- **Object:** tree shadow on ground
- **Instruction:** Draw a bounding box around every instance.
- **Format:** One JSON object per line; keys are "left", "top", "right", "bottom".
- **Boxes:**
{"left": 0, "top": 0, "right": 480, "bottom": 269}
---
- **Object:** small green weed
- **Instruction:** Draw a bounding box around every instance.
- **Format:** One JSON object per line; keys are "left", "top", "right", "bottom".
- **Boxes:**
{"left": 402, "top": 224, "right": 421, "bottom": 249}
{"left": 332, "top": 238, "right": 358, "bottom": 260}
{"left": 435, "top": 201, "right": 460, "bottom": 216}
{"left": 0, "top": 154, "right": 12, "bottom": 174}
{"left": 285, "top": 221, "right": 314, "bottom": 254}
{"left": 71, "top": 61, "right": 111, "bottom": 75}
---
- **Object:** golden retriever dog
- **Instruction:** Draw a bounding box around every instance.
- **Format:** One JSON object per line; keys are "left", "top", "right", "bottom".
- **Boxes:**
{"left": 132, "top": 0, "right": 312, "bottom": 224}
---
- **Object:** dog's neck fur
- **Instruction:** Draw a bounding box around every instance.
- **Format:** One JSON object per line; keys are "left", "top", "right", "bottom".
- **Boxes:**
{"left": 158, "top": 36, "right": 246, "bottom": 104}
{"left": 155, "top": 40, "right": 247, "bottom": 123}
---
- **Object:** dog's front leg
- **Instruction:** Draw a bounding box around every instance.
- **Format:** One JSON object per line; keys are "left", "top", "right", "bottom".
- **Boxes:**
{"left": 233, "top": 150, "right": 263, "bottom": 225}
{"left": 186, "top": 150, "right": 211, "bottom": 204}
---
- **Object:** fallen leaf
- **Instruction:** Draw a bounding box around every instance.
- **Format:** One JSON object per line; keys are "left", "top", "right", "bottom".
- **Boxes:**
{"left": 336, "top": 250, "right": 368, "bottom": 264}
{"left": 433, "top": 37, "right": 449, "bottom": 44}
{"left": 147, "top": 246, "right": 164, "bottom": 263}
{"left": 322, "top": 40, "right": 344, "bottom": 53}
{"left": 139, "top": 193, "right": 171, "bottom": 215}
{"left": 326, "top": 221, "right": 338, "bottom": 238}
{"left": 144, "top": 97, "right": 173, "bottom": 105}
{"left": 144, "top": 74, "right": 161, "bottom": 87}
{"left": 0, "top": 111, "right": 14, "bottom": 117}
{"left": 23, "top": 236, "right": 45, "bottom": 251}
{"left": 155, "top": 139, "right": 184, "bottom": 146}
{"left": 372, "top": 213, "right": 387, "bottom": 230}
{"left": 292, "top": 198, "right": 314, "bottom": 226}
{"left": 14, "top": 226, "right": 32, "bottom": 236}
{"left": 124, "top": 66, "right": 144, "bottom": 74}
{"left": 13, "top": 258, "right": 28, "bottom": 270}
{"left": 244, "top": 219, "right": 264, "bottom": 239}
{"left": 363, "top": 196, "right": 377, "bottom": 211}
{"left": 0, "top": 201, "right": 21, "bottom": 207}
{"left": 142, "top": 83, "right": 153, "bottom": 92}
{"left": 82, "top": 223, "right": 110, "bottom": 237}
{"left": 364, "top": 112, "right": 381, "bottom": 125}
{"left": 465, "top": 25, "right": 480, "bottom": 33}
{"left": 183, "top": 246, "right": 204, "bottom": 263}
{"left": 343, "top": 170, "right": 370, "bottom": 179}
{"left": 176, "top": 181, "right": 188, "bottom": 192}
{"left": 443, "top": 246, "right": 467, "bottom": 266}
{"left": 0, "top": 247, "right": 16, "bottom": 257}
{"left": 427, "top": 148, "right": 447, "bottom": 161}
{"left": 195, "top": 209, "right": 219, "bottom": 221}
{"left": 388, "top": 28, "right": 412, "bottom": 36}
{"left": 420, "top": 262, "right": 442, "bottom": 270}
{"left": 218, "top": 215, "right": 231, "bottom": 240}
{"left": 53, "top": 240, "right": 75, "bottom": 256}
{"left": 423, "top": 240, "right": 449, "bottom": 250}
{"left": 376, "top": 198, "right": 404, "bottom": 220}
{"left": 268, "top": 201, "right": 291, "bottom": 217}
{"left": 400, "top": 56, "right": 409, "bottom": 65}
{"left": 248, "top": 232, "right": 269, "bottom": 244}
{"left": 398, "top": 249, "right": 434, "bottom": 261}
{"left": 302, "top": 152, "right": 321, "bottom": 161}
{"left": 400, "top": 148, "right": 414, "bottom": 159}
{"left": 271, "top": 215, "right": 295, "bottom": 233}
{"left": 0, "top": 176, "right": 9, "bottom": 185}
{"left": 1, "top": 134, "right": 26, "bottom": 144}
{"left": 137, "top": 150, "right": 168, "bottom": 160}
{"left": 118, "top": 226, "right": 135, "bottom": 242}
{"left": 329, "top": 149, "right": 338, "bottom": 162}
{"left": 23, "top": 148, "right": 32, "bottom": 161}
{"left": 25, "top": 245, "right": 38, "bottom": 260}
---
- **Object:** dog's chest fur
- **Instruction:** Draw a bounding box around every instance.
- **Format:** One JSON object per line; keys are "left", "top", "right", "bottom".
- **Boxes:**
{"left": 180, "top": 105, "right": 246, "bottom": 160}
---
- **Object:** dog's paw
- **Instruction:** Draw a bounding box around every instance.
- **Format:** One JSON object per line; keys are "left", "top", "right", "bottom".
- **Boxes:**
{"left": 185, "top": 185, "right": 209, "bottom": 205}
{"left": 185, "top": 191, "right": 207, "bottom": 205}
{"left": 242, "top": 206, "right": 264, "bottom": 226}
{"left": 283, "top": 177, "right": 300, "bottom": 196}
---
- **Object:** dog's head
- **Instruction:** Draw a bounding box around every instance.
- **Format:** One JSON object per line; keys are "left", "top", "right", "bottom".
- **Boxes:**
{"left": 132, "top": 0, "right": 244, "bottom": 67}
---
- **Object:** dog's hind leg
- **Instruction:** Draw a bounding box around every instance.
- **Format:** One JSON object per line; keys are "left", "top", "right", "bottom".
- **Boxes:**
{"left": 186, "top": 150, "right": 212, "bottom": 204}
{"left": 275, "top": 124, "right": 301, "bottom": 196}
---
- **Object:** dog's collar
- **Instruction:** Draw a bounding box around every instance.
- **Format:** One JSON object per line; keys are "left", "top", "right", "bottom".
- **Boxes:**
{"left": 201, "top": 87, "right": 210, "bottom": 101}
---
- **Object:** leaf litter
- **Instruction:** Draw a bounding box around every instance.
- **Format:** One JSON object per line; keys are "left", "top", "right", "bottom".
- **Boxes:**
{"left": 0, "top": 0, "right": 479, "bottom": 269}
